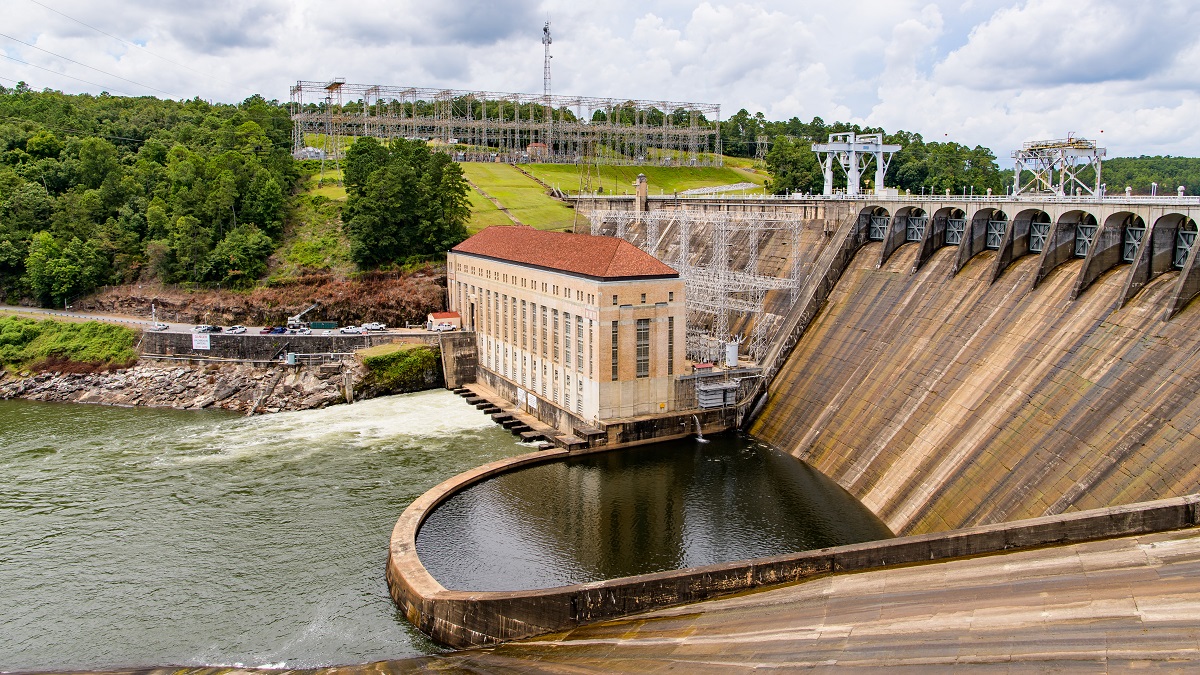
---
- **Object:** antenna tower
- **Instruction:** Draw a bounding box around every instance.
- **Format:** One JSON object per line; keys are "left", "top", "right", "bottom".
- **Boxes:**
{"left": 542, "top": 20, "right": 553, "bottom": 154}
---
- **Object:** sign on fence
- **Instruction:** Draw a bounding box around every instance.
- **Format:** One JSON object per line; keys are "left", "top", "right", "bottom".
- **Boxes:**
{"left": 191, "top": 333, "right": 211, "bottom": 351}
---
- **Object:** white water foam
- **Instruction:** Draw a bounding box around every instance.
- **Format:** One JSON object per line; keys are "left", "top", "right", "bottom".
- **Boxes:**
{"left": 157, "top": 389, "right": 499, "bottom": 465}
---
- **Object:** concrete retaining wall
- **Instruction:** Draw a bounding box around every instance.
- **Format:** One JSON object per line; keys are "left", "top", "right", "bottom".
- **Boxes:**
{"left": 438, "top": 332, "right": 478, "bottom": 389}
{"left": 386, "top": 444, "right": 1200, "bottom": 650}
{"left": 141, "top": 331, "right": 436, "bottom": 360}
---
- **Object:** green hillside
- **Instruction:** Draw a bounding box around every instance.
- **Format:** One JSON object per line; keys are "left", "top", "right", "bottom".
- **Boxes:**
{"left": 460, "top": 163, "right": 576, "bottom": 231}
{"left": 526, "top": 163, "right": 769, "bottom": 196}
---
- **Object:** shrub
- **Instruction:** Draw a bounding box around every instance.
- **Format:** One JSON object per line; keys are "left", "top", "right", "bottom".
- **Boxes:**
{"left": 0, "top": 315, "right": 137, "bottom": 372}
{"left": 361, "top": 344, "right": 442, "bottom": 394}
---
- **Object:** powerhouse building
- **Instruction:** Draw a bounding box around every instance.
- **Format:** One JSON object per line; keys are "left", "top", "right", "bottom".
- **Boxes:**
{"left": 447, "top": 226, "right": 686, "bottom": 432}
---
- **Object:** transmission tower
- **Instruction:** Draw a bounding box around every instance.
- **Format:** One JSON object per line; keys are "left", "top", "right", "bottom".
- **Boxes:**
{"left": 542, "top": 20, "right": 553, "bottom": 155}
{"left": 754, "top": 135, "right": 769, "bottom": 167}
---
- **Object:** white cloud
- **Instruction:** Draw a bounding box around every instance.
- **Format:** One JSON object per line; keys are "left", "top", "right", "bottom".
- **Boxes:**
{"left": 2, "top": 0, "right": 1199, "bottom": 159}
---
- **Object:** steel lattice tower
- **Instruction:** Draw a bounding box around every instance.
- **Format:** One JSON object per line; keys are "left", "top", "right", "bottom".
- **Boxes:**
{"left": 542, "top": 21, "right": 553, "bottom": 154}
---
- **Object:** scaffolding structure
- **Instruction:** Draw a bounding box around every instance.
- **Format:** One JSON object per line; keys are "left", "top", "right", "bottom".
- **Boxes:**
{"left": 583, "top": 209, "right": 803, "bottom": 363}
{"left": 812, "top": 132, "right": 901, "bottom": 196}
{"left": 1012, "top": 135, "right": 1106, "bottom": 197}
{"left": 289, "top": 80, "right": 723, "bottom": 166}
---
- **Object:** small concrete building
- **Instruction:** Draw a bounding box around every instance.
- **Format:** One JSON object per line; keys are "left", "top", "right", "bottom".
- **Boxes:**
{"left": 426, "top": 311, "right": 461, "bottom": 330}
{"left": 447, "top": 226, "right": 686, "bottom": 432}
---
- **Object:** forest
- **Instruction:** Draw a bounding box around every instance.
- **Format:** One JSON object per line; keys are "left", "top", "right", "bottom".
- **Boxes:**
{"left": 0, "top": 83, "right": 296, "bottom": 306}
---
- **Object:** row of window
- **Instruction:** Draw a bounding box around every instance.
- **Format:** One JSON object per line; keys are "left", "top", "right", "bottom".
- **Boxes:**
{"left": 482, "top": 337, "right": 584, "bottom": 413}
{"left": 461, "top": 282, "right": 595, "bottom": 378}
{"left": 611, "top": 291, "right": 675, "bottom": 306}
{"left": 454, "top": 261, "right": 596, "bottom": 304}
{"left": 609, "top": 317, "right": 674, "bottom": 381}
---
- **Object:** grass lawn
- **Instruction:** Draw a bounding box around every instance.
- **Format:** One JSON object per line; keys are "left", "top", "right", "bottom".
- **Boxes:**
{"left": 461, "top": 163, "right": 577, "bottom": 231}
{"left": 357, "top": 341, "right": 424, "bottom": 358}
{"left": 525, "top": 163, "right": 770, "bottom": 196}
{"left": 466, "top": 188, "right": 515, "bottom": 233}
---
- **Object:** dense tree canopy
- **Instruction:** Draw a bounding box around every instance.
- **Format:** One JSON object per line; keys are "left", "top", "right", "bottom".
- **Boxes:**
{"left": 342, "top": 137, "right": 469, "bottom": 268}
{"left": 0, "top": 84, "right": 296, "bottom": 304}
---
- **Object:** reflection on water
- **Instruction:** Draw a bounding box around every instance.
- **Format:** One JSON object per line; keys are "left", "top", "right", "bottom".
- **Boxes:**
{"left": 417, "top": 434, "right": 893, "bottom": 592}
{"left": 0, "top": 391, "right": 524, "bottom": 672}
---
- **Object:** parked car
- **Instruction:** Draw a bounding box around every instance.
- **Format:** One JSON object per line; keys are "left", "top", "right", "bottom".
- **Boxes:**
{"left": 269, "top": 327, "right": 286, "bottom": 334}
{"left": 339, "top": 326, "right": 364, "bottom": 334}
{"left": 288, "top": 327, "right": 312, "bottom": 335}
{"left": 362, "top": 322, "right": 386, "bottom": 331}
{"left": 431, "top": 322, "right": 457, "bottom": 332}
{"left": 259, "top": 326, "right": 275, "bottom": 334}
{"left": 192, "top": 324, "right": 211, "bottom": 333}
{"left": 149, "top": 322, "right": 169, "bottom": 331}
{"left": 227, "top": 325, "right": 246, "bottom": 334}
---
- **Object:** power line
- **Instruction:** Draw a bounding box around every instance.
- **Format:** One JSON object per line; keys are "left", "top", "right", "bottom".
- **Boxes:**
{"left": 0, "top": 114, "right": 148, "bottom": 143}
{"left": 0, "top": 53, "right": 134, "bottom": 96}
{"left": 0, "top": 32, "right": 177, "bottom": 97}
{"left": 25, "top": 0, "right": 235, "bottom": 90}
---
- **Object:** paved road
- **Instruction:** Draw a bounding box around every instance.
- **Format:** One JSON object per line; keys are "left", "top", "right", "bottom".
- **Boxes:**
{"left": 0, "top": 304, "right": 433, "bottom": 337}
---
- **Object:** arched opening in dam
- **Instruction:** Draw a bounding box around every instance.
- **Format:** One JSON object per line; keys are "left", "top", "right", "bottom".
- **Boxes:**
{"left": 414, "top": 434, "right": 892, "bottom": 592}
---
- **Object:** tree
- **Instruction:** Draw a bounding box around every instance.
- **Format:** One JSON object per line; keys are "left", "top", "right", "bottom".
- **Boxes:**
{"left": 23, "top": 232, "right": 106, "bottom": 304}
{"left": 765, "top": 137, "right": 823, "bottom": 195}
{"left": 207, "top": 224, "right": 274, "bottom": 287}
{"left": 342, "top": 137, "right": 469, "bottom": 268}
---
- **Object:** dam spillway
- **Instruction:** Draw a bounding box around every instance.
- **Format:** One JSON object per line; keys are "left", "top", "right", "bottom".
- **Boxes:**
{"left": 753, "top": 240, "right": 1200, "bottom": 534}
{"left": 580, "top": 194, "right": 1200, "bottom": 536}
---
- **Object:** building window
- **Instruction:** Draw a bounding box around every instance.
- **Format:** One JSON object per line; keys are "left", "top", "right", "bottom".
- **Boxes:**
{"left": 522, "top": 356, "right": 527, "bottom": 386}
{"left": 668, "top": 316, "right": 674, "bottom": 375}
{"left": 553, "top": 368, "right": 559, "bottom": 402}
{"left": 502, "top": 294, "right": 508, "bottom": 341}
{"left": 636, "top": 318, "right": 650, "bottom": 378}
{"left": 612, "top": 294, "right": 618, "bottom": 306}
{"left": 541, "top": 307, "right": 548, "bottom": 357}
{"left": 565, "top": 374, "right": 570, "bottom": 409}
{"left": 542, "top": 364, "right": 547, "bottom": 397}
{"left": 577, "top": 379, "right": 583, "bottom": 415}
{"left": 511, "top": 297, "right": 517, "bottom": 344}
{"left": 552, "top": 310, "right": 560, "bottom": 362}
{"left": 521, "top": 301, "right": 527, "bottom": 348}
{"left": 588, "top": 320, "right": 594, "bottom": 377}
{"left": 669, "top": 291, "right": 674, "bottom": 302}
{"left": 576, "top": 316, "right": 584, "bottom": 371}
{"left": 611, "top": 321, "right": 619, "bottom": 381}
{"left": 564, "top": 313, "right": 571, "bottom": 367}
{"left": 640, "top": 293, "right": 646, "bottom": 304}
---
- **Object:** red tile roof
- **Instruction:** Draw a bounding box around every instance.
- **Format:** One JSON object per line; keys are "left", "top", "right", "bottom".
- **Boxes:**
{"left": 451, "top": 226, "right": 678, "bottom": 280}
{"left": 429, "top": 311, "right": 460, "bottom": 319}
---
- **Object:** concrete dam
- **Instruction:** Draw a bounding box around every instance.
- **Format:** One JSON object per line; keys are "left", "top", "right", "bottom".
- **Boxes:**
{"left": 582, "top": 194, "right": 1200, "bottom": 536}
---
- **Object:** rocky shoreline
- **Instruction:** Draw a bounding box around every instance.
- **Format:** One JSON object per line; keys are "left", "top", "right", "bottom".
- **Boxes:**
{"left": 0, "top": 360, "right": 365, "bottom": 414}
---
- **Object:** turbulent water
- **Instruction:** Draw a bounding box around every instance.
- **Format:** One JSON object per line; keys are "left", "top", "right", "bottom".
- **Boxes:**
{"left": 0, "top": 391, "right": 525, "bottom": 672}
{"left": 417, "top": 435, "right": 894, "bottom": 592}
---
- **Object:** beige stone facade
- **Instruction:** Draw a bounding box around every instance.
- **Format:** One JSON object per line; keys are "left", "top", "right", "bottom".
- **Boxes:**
{"left": 447, "top": 239, "right": 685, "bottom": 429}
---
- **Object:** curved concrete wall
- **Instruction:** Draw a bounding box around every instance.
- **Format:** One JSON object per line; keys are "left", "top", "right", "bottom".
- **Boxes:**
{"left": 388, "top": 440, "right": 1200, "bottom": 649}
{"left": 752, "top": 240, "right": 1200, "bottom": 535}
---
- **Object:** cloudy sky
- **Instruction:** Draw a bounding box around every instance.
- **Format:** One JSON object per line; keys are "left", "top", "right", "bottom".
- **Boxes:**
{"left": 3, "top": 0, "right": 1198, "bottom": 162}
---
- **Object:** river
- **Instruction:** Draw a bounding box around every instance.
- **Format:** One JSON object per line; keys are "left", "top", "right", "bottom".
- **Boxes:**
{"left": 1, "top": 390, "right": 890, "bottom": 672}
{"left": 0, "top": 391, "right": 522, "bottom": 672}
